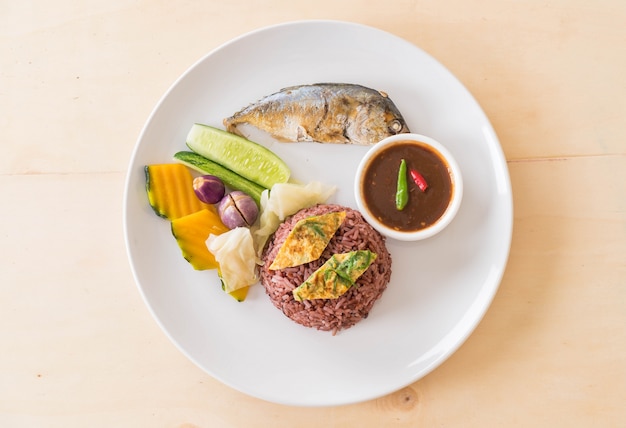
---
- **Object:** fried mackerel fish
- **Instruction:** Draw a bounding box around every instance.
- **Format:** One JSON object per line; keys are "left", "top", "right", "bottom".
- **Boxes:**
{"left": 259, "top": 204, "right": 392, "bottom": 334}
{"left": 224, "top": 83, "right": 410, "bottom": 145}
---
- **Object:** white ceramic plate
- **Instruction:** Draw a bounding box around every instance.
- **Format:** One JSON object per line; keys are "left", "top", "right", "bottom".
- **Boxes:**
{"left": 123, "top": 20, "right": 512, "bottom": 407}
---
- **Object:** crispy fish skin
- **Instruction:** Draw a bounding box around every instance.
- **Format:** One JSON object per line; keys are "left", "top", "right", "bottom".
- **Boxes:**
{"left": 223, "top": 83, "right": 410, "bottom": 145}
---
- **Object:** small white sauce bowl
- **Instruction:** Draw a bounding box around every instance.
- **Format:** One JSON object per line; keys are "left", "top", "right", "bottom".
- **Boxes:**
{"left": 354, "top": 133, "right": 463, "bottom": 241}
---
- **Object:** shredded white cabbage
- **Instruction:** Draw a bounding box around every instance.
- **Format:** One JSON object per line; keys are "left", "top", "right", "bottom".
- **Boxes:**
{"left": 206, "top": 227, "right": 258, "bottom": 292}
{"left": 251, "top": 181, "right": 337, "bottom": 255}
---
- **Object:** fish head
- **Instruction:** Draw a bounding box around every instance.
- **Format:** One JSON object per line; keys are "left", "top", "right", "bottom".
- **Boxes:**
{"left": 348, "top": 96, "right": 410, "bottom": 145}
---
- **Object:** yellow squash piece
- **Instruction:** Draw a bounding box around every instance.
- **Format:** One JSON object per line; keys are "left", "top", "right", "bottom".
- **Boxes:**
{"left": 145, "top": 163, "right": 215, "bottom": 220}
{"left": 218, "top": 266, "right": 251, "bottom": 302}
{"left": 293, "top": 250, "right": 377, "bottom": 302}
{"left": 171, "top": 209, "right": 229, "bottom": 270}
{"left": 269, "top": 211, "right": 346, "bottom": 270}
{"left": 228, "top": 286, "right": 250, "bottom": 302}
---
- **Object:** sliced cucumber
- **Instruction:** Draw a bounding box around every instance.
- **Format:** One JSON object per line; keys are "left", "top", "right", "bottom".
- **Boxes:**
{"left": 186, "top": 124, "right": 290, "bottom": 189}
{"left": 174, "top": 151, "right": 265, "bottom": 204}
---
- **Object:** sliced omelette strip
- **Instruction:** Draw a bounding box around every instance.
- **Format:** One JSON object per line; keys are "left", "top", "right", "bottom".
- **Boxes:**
{"left": 293, "top": 250, "right": 377, "bottom": 302}
{"left": 269, "top": 211, "right": 346, "bottom": 270}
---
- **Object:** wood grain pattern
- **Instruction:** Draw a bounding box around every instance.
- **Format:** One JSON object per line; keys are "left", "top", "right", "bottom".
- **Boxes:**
{"left": 1, "top": 0, "right": 624, "bottom": 426}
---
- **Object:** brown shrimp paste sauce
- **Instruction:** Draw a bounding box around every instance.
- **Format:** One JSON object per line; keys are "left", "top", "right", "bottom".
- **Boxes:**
{"left": 362, "top": 142, "right": 453, "bottom": 231}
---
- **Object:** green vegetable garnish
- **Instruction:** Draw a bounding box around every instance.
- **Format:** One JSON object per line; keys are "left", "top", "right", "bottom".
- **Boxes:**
{"left": 395, "top": 159, "right": 408, "bottom": 210}
{"left": 186, "top": 123, "right": 290, "bottom": 189}
{"left": 174, "top": 151, "right": 265, "bottom": 204}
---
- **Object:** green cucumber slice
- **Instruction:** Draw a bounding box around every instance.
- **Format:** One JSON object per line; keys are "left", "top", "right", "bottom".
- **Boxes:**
{"left": 173, "top": 151, "right": 265, "bottom": 204}
{"left": 186, "top": 124, "right": 290, "bottom": 189}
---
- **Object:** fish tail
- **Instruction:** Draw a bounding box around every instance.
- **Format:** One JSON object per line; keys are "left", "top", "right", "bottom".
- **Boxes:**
{"left": 223, "top": 116, "right": 241, "bottom": 135}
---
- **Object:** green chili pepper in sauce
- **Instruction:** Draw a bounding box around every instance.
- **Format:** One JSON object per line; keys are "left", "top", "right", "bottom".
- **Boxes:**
{"left": 395, "top": 159, "right": 408, "bottom": 210}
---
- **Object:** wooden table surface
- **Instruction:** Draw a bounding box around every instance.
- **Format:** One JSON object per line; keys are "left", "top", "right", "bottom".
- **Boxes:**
{"left": 2, "top": 1, "right": 625, "bottom": 426}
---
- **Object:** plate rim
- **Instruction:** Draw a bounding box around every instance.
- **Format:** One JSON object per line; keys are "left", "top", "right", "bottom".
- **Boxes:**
{"left": 123, "top": 19, "right": 513, "bottom": 407}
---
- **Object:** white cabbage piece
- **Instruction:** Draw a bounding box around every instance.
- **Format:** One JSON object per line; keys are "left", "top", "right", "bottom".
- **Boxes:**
{"left": 206, "top": 227, "right": 258, "bottom": 292}
{"left": 252, "top": 181, "right": 337, "bottom": 255}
